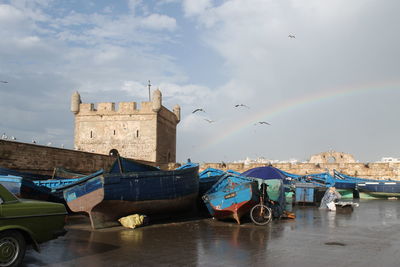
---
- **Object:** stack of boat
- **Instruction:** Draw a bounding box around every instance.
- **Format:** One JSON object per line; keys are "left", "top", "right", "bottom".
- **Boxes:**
{"left": 279, "top": 168, "right": 400, "bottom": 199}
{"left": 2, "top": 159, "right": 400, "bottom": 229}
{"left": 0, "top": 157, "right": 199, "bottom": 229}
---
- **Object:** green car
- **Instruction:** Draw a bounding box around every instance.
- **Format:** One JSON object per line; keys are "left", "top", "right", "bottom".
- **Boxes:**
{"left": 0, "top": 184, "right": 67, "bottom": 267}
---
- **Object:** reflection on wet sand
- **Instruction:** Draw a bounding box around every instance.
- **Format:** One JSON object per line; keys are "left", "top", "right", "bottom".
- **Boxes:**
{"left": 197, "top": 221, "right": 271, "bottom": 266}
{"left": 23, "top": 200, "right": 400, "bottom": 267}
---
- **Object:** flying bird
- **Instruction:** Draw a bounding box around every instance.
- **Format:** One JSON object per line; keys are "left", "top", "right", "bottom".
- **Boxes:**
{"left": 0, "top": 80, "right": 8, "bottom": 83}
{"left": 234, "top": 104, "right": 250, "bottom": 109}
{"left": 192, "top": 108, "right": 205, "bottom": 114}
{"left": 255, "top": 121, "right": 271, "bottom": 125}
{"left": 204, "top": 119, "right": 215, "bottom": 123}
{"left": 288, "top": 34, "right": 296, "bottom": 39}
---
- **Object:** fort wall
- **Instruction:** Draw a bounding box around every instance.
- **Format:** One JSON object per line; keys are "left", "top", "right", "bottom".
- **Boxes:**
{"left": 199, "top": 162, "right": 400, "bottom": 180}
{"left": 2, "top": 140, "right": 399, "bottom": 180}
{"left": 0, "top": 140, "right": 163, "bottom": 176}
{"left": 71, "top": 90, "right": 180, "bottom": 164}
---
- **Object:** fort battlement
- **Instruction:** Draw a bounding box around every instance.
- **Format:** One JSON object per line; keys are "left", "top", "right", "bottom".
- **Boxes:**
{"left": 71, "top": 89, "right": 180, "bottom": 163}
{"left": 78, "top": 101, "right": 158, "bottom": 115}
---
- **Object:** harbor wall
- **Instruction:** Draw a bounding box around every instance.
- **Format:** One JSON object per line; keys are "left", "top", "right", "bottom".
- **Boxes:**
{"left": 200, "top": 162, "right": 400, "bottom": 180}
{"left": 0, "top": 140, "right": 165, "bottom": 176}
{"left": 2, "top": 140, "right": 400, "bottom": 180}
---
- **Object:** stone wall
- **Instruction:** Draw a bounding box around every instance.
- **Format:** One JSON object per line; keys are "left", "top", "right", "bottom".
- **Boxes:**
{"left": 156, "top": 106, "right": 178, "bottom": 163}
{"left": 309, "top": 151, "right": 356, "bottom": 164}
{"left": 199, "top": 162, "right": 400, "bottom": 180}
{"left": 0, "top": 140, "right": 163, "bottom": 176}
{"left": 2, "top": 140, "right": 400, "bottom": 180}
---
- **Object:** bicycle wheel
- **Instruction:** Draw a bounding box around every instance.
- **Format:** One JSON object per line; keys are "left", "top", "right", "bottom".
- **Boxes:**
{"left": 250, "top": 204, "right": 272, "bottom": 226}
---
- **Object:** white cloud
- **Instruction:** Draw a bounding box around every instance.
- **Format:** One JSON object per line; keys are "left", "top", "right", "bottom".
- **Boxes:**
{"left": 1, "top": 0, "right": 399, "bottom": 162}
{"left": 182, "top": 0, "right": 212, "bottom": 17}
{"left": 158, "top": 83, "right": 215, "bottom": 106}
{"left": 140, "top": 14, "right": 177, "bottom": 31}
{"left": 0, "top": 4, "right": 24, "bottom": 22}
{"left": 17, "top": 36, "right": 41, "bottom": 47}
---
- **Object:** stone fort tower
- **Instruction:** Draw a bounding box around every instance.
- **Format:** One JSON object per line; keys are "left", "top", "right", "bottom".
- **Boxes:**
{"left": 71, "top": 90, "right": 180, "bottom": 163}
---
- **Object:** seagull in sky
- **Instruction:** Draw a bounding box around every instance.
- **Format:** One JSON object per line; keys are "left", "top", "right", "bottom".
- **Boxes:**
{"left": 192, "top": 108, "right": 205, "bottom": 114}
{"left": 288, "top": 34, "right": 296, "bottom": 39}
{"left": 0, "top": 80, "right": 8, "bottom": 83}
{"left": 255, "top": 121, "right": 271, "bottom": 125}
{"left": 234, "top": 104, "right": 250, "bottom": 109}
{"left": 204, "top": 118, "right": 215, "bottom": 123}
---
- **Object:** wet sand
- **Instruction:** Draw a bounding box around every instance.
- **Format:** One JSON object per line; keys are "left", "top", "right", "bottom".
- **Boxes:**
{"left": 23, "top": 200, "right": 400, "bottom": 266}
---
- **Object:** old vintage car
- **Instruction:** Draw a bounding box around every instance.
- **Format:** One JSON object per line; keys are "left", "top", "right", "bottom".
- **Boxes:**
{"left": 0, "top": 184, "right": 67, "bottom": 267}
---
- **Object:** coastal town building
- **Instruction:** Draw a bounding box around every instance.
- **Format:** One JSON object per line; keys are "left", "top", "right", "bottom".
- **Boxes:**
{"left": 70, "top": 90, "right": 180, "bottom": 163}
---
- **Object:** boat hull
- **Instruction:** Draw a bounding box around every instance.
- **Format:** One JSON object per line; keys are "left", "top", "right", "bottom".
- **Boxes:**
{"left": 208, "top": 198, "right": 258, "bottom": 224}
{"left": 203, "top": 174, "right": 259, "bottom": 224}
{"left": 64, "top": 164, "right": 199, "bottom": 229}
{"left": 0, "top": 170, "right": 104, "bottom": 203}
{"left": 357, "top": 182, "right": 400, "bottom": 198}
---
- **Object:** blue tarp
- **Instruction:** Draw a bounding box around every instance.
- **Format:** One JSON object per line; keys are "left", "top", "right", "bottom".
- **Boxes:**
{"left": 241, "top": 166, "right": 291, "bottom": 184}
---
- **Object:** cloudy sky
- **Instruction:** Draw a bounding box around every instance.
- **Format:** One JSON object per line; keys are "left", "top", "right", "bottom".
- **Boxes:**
{"left": 0, "top": 0, "right": 399, "bottom": 163}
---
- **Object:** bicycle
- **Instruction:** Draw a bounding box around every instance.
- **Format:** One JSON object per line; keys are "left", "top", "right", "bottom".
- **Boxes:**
{"left": 250, "top": 183, "right": 272, "bottom": 225}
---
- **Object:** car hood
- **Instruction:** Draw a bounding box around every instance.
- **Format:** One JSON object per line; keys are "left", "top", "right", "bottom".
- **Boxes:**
{"left": 4, "top": 199, "right": 67, "bottom": 217}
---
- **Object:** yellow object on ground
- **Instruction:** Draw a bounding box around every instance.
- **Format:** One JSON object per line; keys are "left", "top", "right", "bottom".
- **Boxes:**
{"left": 282, "top": 211, "right": 296, "bottom": 219}
{"left": 118, "top": 214, "right": 146, "bottom": 229}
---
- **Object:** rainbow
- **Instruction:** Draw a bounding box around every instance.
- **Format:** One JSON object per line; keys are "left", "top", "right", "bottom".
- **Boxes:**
{"left": 197, "top": 80, "right": 399, "bottom": 152}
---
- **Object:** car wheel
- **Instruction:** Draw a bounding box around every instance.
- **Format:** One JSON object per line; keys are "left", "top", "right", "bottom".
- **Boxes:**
{"left": 0, "top": 230, "right": 26, "bottom": 267}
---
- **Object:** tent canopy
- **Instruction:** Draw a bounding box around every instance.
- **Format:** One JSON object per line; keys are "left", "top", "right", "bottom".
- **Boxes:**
{"left": 241, "top": 166, "right": 289, "bottom": 182}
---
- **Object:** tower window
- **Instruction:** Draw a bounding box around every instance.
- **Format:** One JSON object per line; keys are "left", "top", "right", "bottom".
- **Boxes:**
{"left": 136, "top": 130, "right": 139, "bottom": 138}
{"left": 90, "top": 131, "right": 93, "bottom": 138}
{"left": 113, "top": 130, "right": 116, "bottom": 135}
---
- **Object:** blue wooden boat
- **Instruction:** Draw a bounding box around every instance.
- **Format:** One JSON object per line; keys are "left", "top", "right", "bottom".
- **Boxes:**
{"left": 0, "top": 170, "right": 104, "bottom": 203}
{"left": 202, "top": 173, "right": 259, "bottom": 224}
{"left": 335, "top": 170, "right": 400, "bottom": 198}
{"left": 0, "top": 166, "right": 88, "bottom": 180}
{"left": 357, "top": 181, "right": 400, "bottom": 198}
{"left": 333, "top": 170, "right": 380, "bottom": 184}
{"left": 34, "top": 169, "right": 104, "bottom": 202}
{"left": 64, "top": 158, "right": 199, "bottom": 229}
{"left": 199, "top": 168, "right": 240, "bottom": 196}
{"left": 0, "top": 175, "right": 46, "bottom": 196}
{"left": 0, "top": 174, "right": 56, "bottom": 200}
